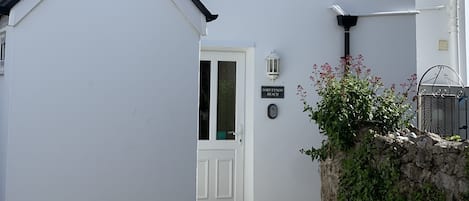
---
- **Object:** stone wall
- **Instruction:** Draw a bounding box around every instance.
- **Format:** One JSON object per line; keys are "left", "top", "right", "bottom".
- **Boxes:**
{"left": 321, "top": 130, "right": 469, "bottom": 201}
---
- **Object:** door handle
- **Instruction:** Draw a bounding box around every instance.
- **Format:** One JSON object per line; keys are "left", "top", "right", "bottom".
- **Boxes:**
{"left": 230, "top": 124, "right": 244, "bottom": 143}
{"left": 228, "top": 131, "right": 241, "bottom": 136}
{"left": 227, "top": 131, "right": 242, "bottom": 140}
{"left": 227, "top": 131, "right": 237, "bottom": 135}
{"left": 228, "top": 125, "right": 244, "bottom": 136}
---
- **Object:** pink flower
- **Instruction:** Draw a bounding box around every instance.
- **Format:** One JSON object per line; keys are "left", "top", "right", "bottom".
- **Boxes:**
{"left": 355, "top": 66, "right": 362, "bottom": 75}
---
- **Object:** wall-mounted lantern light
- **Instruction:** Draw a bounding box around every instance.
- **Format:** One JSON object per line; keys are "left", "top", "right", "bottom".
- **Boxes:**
{"left": 266, "top": 51, "right": 280, "bottom": 81}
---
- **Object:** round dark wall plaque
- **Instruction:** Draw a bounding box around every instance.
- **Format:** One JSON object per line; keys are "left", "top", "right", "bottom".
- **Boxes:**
{"left": 267, "top": 104, "right": 278, "bottom": 119}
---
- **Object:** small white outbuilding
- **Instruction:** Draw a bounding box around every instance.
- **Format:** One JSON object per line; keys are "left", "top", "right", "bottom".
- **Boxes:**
{"left": 0, "top": 0, "right": 216, "bottom": 201}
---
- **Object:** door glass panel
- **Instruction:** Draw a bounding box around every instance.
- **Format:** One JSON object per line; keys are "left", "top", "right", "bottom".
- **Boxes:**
{"left": 199, "top": 61, "right": 210, "bottom": 140}
{"left": 217, "top": 61, "right": 236, "bottom": 140}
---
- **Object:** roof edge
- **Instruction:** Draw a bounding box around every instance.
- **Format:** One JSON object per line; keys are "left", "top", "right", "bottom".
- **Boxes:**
{"left": 8, "top": 0, "right": 42, "bottom": 26}
{"left": 0, "top": 0, "right": 20, "bottom": 15}
{"left": 191, "top": 0, "right": 218, "bottom": 22}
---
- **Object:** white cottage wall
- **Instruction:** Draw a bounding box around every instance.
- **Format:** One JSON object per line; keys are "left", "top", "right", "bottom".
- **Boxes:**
{"left": 0, "top": 16, "right": 10, "bottom": 201}
{"left": 203, "top": 1, "right": 416, "bottom": 201}
{"left": 4, "top": 0, "right": 201, "bottom": 201}
{"left": 0, "top": 37, "right": 8, "bottom": 201}
{"left": 415, "top": 0, "right": 452, "bottom": 82}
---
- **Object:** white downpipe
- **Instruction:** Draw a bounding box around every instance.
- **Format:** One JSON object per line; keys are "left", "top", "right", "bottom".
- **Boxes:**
{"left": 448, "top": 0, "right": 460, "bottom": 74}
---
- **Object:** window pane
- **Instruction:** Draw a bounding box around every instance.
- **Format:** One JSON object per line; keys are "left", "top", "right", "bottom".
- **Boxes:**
{"left": 199, "top": 61, "right": 210, "bottom": 140}
{"left": 217, "top": 61, "right": 236, "bottom": 140}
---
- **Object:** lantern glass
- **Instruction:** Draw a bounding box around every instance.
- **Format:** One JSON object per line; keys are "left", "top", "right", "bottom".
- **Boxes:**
{"left": 273, "top": 60, "right": 278, "bottom": 73}
{"left": 269, "top": 60, "right": 273, "bottom": 72}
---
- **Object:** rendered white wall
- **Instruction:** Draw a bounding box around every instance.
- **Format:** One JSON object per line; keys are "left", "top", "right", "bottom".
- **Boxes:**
{"left": 416, "top": 0, "right": 453, "bottom": 83}
{"left": 0, "top": 38, "right": 7, "bottom": 201}
{"left": 0, "top": 16, "right": 10, "bottom": 201}
{"left": 203, "top": 1, "right": 416, "bottom": 201}
{"left": 4, "top": 0, "right": 200, "bottom": 201}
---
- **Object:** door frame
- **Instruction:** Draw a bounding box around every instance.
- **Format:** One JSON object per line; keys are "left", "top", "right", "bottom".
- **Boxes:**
{"left": 198, "top": 50, "right": 245, "bottom": 201}
{"left": 199, "top": 43, "right": 255, "bottom": 201}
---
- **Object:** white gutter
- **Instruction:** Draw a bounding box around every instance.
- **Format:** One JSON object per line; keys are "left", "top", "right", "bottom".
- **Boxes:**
{"left": 417, "top": 5, "right": 445, "bottom": 11}
{"left": 350, "top": 10, "right": 420, "bottom": 17}
{"left": 330, "top": 4, "right": 420, "bottom": 17}
{"left": 331, "top": 4, "right": 346, "bottom": 16}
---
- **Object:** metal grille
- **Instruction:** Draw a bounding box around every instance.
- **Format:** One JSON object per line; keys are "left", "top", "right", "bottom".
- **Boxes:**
{"left": 420, "top": 95, "right": 457, "bottom": 136}
{"left": 417, "top": 65, "right": 468, "bottom": 139}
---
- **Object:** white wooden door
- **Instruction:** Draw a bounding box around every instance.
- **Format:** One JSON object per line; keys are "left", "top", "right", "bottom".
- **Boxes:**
{"left": 197, "top": 51, "right": 245, "bottom": 201}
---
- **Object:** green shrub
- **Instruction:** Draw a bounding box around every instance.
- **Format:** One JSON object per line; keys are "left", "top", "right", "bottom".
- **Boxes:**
{"left": 338, "top": 133, "right": 403, "bottom": 201}
{"left": 298, "top": 55, "right": 416, "bottom": 160}
{"left": 408, "top": 183, "right": 446, "bottom": 201}
{"left": 298, "top": 55, "right": 422, "bottom": 201}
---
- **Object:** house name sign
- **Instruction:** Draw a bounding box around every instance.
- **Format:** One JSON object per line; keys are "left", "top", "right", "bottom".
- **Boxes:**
{"left": 261, "top": 86, "right": 284, "bottom": 98}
